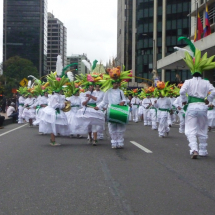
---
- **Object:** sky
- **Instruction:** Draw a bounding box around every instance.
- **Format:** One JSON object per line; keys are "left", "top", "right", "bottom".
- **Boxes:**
{"left": 0, "top": 0, "right": 117, "bottom": 64}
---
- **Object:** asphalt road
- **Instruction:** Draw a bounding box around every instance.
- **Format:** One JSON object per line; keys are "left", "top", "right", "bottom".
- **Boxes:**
{"left": 0, "top": 121, "right": 215, "bottom": 215}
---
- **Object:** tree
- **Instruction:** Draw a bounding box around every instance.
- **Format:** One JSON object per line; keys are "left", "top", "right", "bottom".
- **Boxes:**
{"left": 2, "top": 56, "right": 39, "bottom": 97}
{"left": 3, "top": 56, "right": 38, "bottom": 81}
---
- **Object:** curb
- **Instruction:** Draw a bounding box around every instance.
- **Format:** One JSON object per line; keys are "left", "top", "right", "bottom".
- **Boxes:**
{"left": 4, "top": 118, "right": 17, "bottom": 126}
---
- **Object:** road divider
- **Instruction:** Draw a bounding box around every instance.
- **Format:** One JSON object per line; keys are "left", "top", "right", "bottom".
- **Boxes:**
{"left": 130, "top": 141, "right": 153, "bottom": 153}
{"left": 0, "top": 124, "right": 27, "bottom": 137}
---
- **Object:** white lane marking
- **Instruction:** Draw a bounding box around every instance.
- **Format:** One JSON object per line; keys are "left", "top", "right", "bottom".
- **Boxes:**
{"left": 130, "top": 141, "right": 153, "bottom": 153}
{"left": 0, "top": 124, "right": 27, "bottom": 137}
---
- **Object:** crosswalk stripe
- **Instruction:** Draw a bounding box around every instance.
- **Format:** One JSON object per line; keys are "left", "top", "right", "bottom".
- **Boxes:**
{"left": 130, "top": 141, "right": 153, "bottom": 153}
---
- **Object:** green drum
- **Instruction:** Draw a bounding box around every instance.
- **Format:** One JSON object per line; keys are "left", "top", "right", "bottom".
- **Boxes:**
{"left": 107, "top": 104, "right": 129, "bottom": 124}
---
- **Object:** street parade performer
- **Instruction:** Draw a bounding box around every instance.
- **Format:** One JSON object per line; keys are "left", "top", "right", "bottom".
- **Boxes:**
{"left": 39, "top": 73, "right": 70, "bottom": 146}
{"left": 17, "top": 87, "right": 28, "bottom": 124}
{"left": 130, "top": 89, "right": 140, "bottom": 123}
{"left": 178, "top": 37, "right": 215, "bottom": 159}
{"left": 95, "top": 66, "right": 132, "bottom": 149}
{"left": 74, "top": 71, "right": 105, "bottom": 146}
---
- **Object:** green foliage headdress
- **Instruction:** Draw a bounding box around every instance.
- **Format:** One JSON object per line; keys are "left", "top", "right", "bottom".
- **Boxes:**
{"left": 178, "top": 37, "right": 215, "bottom": 75}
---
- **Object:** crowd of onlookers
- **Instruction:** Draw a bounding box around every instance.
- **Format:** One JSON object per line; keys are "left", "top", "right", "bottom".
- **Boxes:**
{"left": 0, "top": 94, "right": 19, "bottom": 129}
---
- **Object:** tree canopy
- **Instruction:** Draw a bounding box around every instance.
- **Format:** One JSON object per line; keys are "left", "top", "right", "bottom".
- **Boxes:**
{"left": 3, "top": 56, "right": 38, "bottom": 81}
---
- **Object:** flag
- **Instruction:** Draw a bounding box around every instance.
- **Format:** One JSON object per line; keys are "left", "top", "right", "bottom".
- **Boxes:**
{"left": 203, "top": 4, "right": 211, "bottom": 37}
{"left": 197, "top": 13, "right": 203, "bottom": 40}
{"left": 194, "top": 29, "right": 197, "bottom": 42}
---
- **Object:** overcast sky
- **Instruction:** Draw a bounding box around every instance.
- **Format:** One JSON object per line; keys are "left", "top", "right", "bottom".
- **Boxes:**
{"left": 0, "top": 0, "right": 117, "bottom": 64}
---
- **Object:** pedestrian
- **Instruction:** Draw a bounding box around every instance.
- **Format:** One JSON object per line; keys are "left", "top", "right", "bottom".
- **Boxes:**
{"left": 6, "top": 102, "right": 18, "bottom": 122}
{"left": 179, "top": 37, "right": 215, "bottom": 159}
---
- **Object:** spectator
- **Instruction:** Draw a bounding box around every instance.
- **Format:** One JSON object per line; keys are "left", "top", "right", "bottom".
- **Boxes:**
{"left": 0, "top": 113, "right": 5, "bottom": 128}
{"left": 6, "top": 102, "right": 18, "bottom": 122}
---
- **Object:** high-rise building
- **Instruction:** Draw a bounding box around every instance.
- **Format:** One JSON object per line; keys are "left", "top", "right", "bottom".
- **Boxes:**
{"left": 47, "top": 12, "right": 67, "bottom": 73}
{"left": 158, "top": 0, "right": 215, "bottom": 85}
{"left": 3, "top": 0, "right": 48, "bottom": 76}
{"left": 117, "top": 0, "right": 191, "bottom": 86}
{"left": 67, "top": 54, "right": 91, "bottom": 76}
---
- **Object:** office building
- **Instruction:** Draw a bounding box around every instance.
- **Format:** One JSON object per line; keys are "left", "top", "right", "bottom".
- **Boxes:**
{"left": 158, "top": 0, "right": 215, "bottom": 85}
{"left": 3, "top": 0, "right": 48, "bottom": 76}
{"left": 67, "top": 54, "right": 91, "bottom": 76}
{"left": 117, "top": 0, "right": 191, "bottom": 86}
{"left": 47, "top": 12, "right": 67, "bottom": 73}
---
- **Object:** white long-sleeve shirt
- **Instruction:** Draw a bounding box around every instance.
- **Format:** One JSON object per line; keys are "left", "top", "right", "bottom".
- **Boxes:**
{"left": 131, "top": 97, "right": 140, "bottom": 105}
{"left": 24, "top": 97, "right": 36, "bottom": 109}
{"left": 18, "top": 96, "right": 25, "bottom": 104}
{"left": 154, "top": 97, "right": 171, "bottom": 110}
{"left": 98, "top": 88, "right": 126, "bottom": 109}
{"left": 94, "top": 90, "right": 104, "bottom": 105}
{"left": 142, "top": 98, "right": 152, "bottom": 109}
{"left": 48, "top": 93, "right": 65, "bottom": 109}
{"left": 173, "top": 96, "right": 188, "bottom": 113}
{"left": 180, "top": 77, "right": 215, "bottom": 103}
{"left": 39, "top": 96, "right": 48, "bottom": 105}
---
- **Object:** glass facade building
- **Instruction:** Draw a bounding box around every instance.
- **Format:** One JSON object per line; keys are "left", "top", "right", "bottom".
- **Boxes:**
{"left": 3, "top": 0, "right": 47, "bottom": 76}
{"left": 136, "top": 0, "right": 191, "bottom": 83}
{"left": 47, "top": 12, "right": 67, "bottom": 73}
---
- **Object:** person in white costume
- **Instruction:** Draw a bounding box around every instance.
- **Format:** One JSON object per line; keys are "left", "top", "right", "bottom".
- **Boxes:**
{"left": 168, "top": 95, "right": 176, "bottom": 125}
{"left": 131, "top": 93, "right": 140, "bottom": 123}
{"left": 149, "top": 95, "right": 158, "bottom": 130}
{"left": 207, "top": 98, "right": 215, "bottom": 131}
{"left": 22, "top": 93, "right": 36, "bottom": 127}
{"left": 173, "top": 95, "right": 187, "bottom": 133}
{"left": 142, "top": 94, "right": 152, "bottom": 126}
{"left": 94, "top": 83, "right": 105, "bottom": 140}
{"left": 75, "top": 83, "right": 105, "bottom": 146}
{"left": 18, "top": 94, "right": 26, "bottom": 123}
{"left": 154, "top": 93, "right": 171, "bottom": 137}
{"left": 177, "top": 36, "right": 215, "bottom": 158}
{"left": 33, "top": 92, "right": 49, "bottom": 127}
{"left": 95, "top": 80, "right": 127, "bottom": 149}
{"left": 39, "top": 92, "right": 69, "bottom": 146}
{"left": 65, "top": 88, "right": 82, "bottom": 136}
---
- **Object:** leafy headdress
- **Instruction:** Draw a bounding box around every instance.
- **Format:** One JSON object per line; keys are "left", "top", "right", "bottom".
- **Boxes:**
{"left": 17, "top": 86, "right": 28, "bottom": 96}
{"left": 100, "top": 66, "right": 132, "bottom": 92}
{"left": 177, "top": 37, "right": 215, "bottom": 75}
{"left": 63, "top": 81, "right": 80, "bottom": 97}
{"left": 47, "top": 72, "right": 69, "bottom": 93}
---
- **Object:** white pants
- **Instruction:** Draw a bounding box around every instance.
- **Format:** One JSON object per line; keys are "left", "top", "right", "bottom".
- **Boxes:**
{"left": 185, "top": 109, "right": 208, "bottom": 156}
{"left": 108, "top": 122, "right": 126, "bottom": 147}
{"left": 158, "top": 114, "right": 170, "bottom": 136}
{"left": 18, "top": 106, "right": 24, "bottom": 123}
{"left": 178, "top": 112, "right": 185, "bottom": 133}
{"left": 143, "top": 109, "right": 151, "bottom": 125}
{"left": 132, "top": 107, "right": 139, "bottom": 122}
{"left": 149, "top": 109, "right": 157, "bottom": 129}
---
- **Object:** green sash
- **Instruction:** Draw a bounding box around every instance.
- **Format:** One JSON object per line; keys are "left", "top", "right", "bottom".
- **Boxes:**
{"left": 88, "top": 103, "right": 96, "bottom": 108}
{"left": 19, "top": 103, "right": 24, "bottom": 106}
{"left": 71, "top": 105, "right": 80, "bottom": 107}
{"left": 183, "top": 96, "right": 205, "bottom": 112}
{"left": 159, "top": 108, "right": 170, "bottom": 112}
{"left": 208, "top": 107, "right": 213, "bottom": 111}
{"left": 36, "top": 105, "right": 41, "bottom": 114}
{"left": 107, "top": 105, "right": 129, "bottom": 124}
{"left": 55, "top": 108, "right": 60, "bottom": 119}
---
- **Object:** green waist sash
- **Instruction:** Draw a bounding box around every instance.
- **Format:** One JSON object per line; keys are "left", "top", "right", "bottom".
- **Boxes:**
{"left": 159, "top": 108, "right": 169, "bottom": 112}
{"left": 71, "top": 105, "right": 80, "bottom": 107}
{"left": 107, "top": 104, "right": 129, "bottom": 124}
{"left": 19, "top": 103, "right": 24, "bottom": 106}
{"left": 183, "top": 96, "right": 205, "bottom": 112}
{"left": 208, "top": 107, "right": 214, "bottom": 111}
{"left": 88, "top": 103, "right": 96, "bottom": 107}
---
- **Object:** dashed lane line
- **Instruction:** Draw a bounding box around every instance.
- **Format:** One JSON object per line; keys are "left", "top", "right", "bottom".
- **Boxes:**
{"left": 0, "top": 124, "right": 27, "bottom": 137}
{"left": 130, "top": 141, "right": 153, "bottom": 153}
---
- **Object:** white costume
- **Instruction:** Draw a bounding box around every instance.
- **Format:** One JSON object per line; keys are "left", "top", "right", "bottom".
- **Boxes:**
{"left": 173, "top": 96, "right": 187, "bottom": 133}
{"left": 39, "top": 93, "right": 69, "bottom": 136}
{"left": 18, "top": 96, "right": 25, "bottom": 123}
{"left": 180, "top": 77, "right": 215, "bottom": 156}
{"left": 65, "top": 95, "right": 81, "bottom": 135}
{"left": 98, "top": 88, "right": 126, "bottom": 148}
{"left": 207, "top": 99, "right": 215, "bottom": 128}
{"left": 168, "top": 97, "right": 177, "bottom": 125}
{"left": 142, "top": 98, "right": 152, "bottom": 125}
{"left": 75, "top": 91, "right": 105, "bottom": 134}
{"left": 149, "top": 97, "right": 157, "bottom": 130}
{"left": 22, "top": 97, "right": 36, "bottom": 122}
{"left": 154, "top": 97, "right": 171, "bottom": 137}
{"left": 131, "top": 97, "right": 140, "bottom": 122}
{"left": 33, "top": 95, "right": 49, "bottom": 126}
